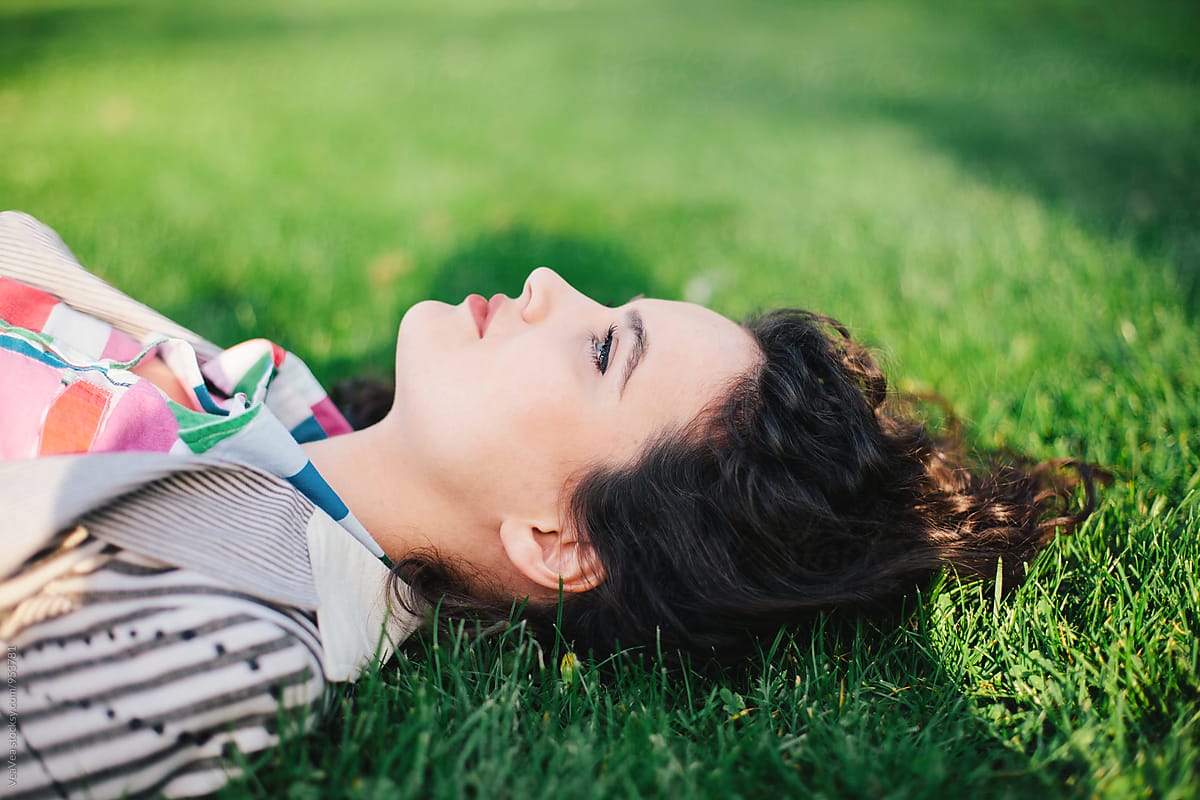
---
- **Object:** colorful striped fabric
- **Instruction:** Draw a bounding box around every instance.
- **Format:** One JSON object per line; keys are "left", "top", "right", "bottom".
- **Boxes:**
{"left": 0, "top": 276, "right": 385, "bottom": 561}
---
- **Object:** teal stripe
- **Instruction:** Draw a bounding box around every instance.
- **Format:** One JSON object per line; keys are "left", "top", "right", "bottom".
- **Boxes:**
{"left": 288, "top": 461, "right": 349, "bottom": 520}
{"left": 289, "top": 416, "right": 324, "bottom": 444}
{"left": 0, "top": 329, "right": 69, "bottom": 368}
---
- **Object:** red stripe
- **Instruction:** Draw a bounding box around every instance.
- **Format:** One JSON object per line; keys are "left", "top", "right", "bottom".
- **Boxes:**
{"left": 0, "top": 277, "right": 60, "bottom": 332}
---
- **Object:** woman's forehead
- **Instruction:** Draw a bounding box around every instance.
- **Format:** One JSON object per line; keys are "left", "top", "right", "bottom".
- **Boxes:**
{"left": 624, "top": 298, "right": 758, "bottom": 399}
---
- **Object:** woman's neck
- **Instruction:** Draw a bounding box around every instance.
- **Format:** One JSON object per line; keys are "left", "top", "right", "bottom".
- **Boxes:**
{"left": 300, "top": 418, "right": 460, "bottom": 561}
{"left": 302, "top": 411, "right": 534, "bottom": 599}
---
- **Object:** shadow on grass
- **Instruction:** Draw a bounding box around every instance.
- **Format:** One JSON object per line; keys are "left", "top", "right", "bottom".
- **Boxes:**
{"left": 319, "top": 225, "right": 662, "bottom": 421}
{"left": 876, "top": 92, "right": 1200, "bottom": 314}
{"left": 713, "top": 42, "right": 1200, "bottom": 317}
{"left": 422, "top": 225, "right": 666, "bottom": 309}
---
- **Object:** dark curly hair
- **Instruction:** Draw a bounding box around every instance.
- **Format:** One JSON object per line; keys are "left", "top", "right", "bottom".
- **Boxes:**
{"left": 336, "top": 309, "right": 1099, "bottom": 664}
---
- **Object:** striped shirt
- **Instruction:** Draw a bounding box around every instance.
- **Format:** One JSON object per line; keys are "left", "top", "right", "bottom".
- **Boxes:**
{"left": 0, "top": 212, "right": 420, "bottom": 798}
{"left": 6, "top": 535, "right": 326, "bottom": 799}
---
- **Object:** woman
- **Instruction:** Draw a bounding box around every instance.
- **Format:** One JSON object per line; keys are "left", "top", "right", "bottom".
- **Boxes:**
{"left": 0, "top": 212, "right": 1095, "bottom": 798}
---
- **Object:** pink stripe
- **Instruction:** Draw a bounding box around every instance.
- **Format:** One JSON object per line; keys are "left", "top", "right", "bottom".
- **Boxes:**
{"left": 89, "top": 380, "right": 180, "bottom": 453}
{"left": 310, "top": 396, "right": 353, "bottom": 436}
{"left": 100, "top": 329, "right": 146, "bottom": 362}
{"left": 0, "top": 349, "right": 72, "bottom": 459}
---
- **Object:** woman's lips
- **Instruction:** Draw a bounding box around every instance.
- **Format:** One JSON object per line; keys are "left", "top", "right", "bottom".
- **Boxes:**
{"left": 466, "top": 293, "right": 509, "bottom": 337}
{"left": 466, "top": 294, "right": 489, "bottom": 337}
{"left": 486, "top": 293, "right": 506, "bottom": 328}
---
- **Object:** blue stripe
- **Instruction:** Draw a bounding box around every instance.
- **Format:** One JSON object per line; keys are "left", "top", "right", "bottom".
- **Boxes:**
{"left": 0, "top": 332, "right": 70, "bottom": 368}
{"left": 289, "top": 416, "right": 325, "bottom": 444}
{"left": 0, "top": 332, "right": 133, "bottom": 384}
{"left": 194, "top": 384, "right": 228, "bottom": 415}
{"left": 287, "top": 461, "right": 350, "bottom": 521}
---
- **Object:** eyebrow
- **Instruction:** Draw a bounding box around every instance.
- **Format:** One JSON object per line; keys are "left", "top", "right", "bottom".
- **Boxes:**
{"left": 619, "top": 309, "right": 647, "bottom": 397}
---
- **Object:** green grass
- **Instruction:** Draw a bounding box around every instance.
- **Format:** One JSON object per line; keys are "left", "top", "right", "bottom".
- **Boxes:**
{"left": 3, "top": 0, "right": 1198, "bottom": 796}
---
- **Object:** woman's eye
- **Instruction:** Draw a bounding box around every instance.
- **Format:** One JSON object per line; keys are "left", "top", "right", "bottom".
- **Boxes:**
{"left": 591, "top": 325, "right": 617, "bottom": 375}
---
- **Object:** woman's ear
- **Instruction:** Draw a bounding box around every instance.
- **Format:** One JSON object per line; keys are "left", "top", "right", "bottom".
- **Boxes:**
{"left": 498, "top": 517, "right": 604, "bottom": 593}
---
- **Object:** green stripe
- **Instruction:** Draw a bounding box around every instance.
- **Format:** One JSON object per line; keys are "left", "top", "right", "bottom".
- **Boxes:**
{"left": 0, "top": 318, "right": 55, "bottom": 346}
{"left": 232, "top": 352, "right": 273, "bottom": 398}
{"left": 170, "top": 402, "right": 261, "bottom": 453}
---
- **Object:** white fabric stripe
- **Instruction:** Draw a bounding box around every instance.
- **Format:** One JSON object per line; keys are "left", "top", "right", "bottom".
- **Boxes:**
{"left": 277, "top": 607, "right": 325, "bottom": 661}
{"left": 14, "top": 712, "right": 301, "bottom": 800}
{"left": 18, "top": 613, "right": 265, "bottom": 685}
{"left": 14, "top": 561, "right": 320, "bottom": 690}
{"left": 20, "top": 554, "right": 320, "bottom": 638}
{"left": 265, "top": 354, "right": 328, "bottom": 427}
{"left": 80, "top": 467, "right": 320, "bottom": 609}
{"left": 11, "top": 555, "right": 324, "bottom": 800}
{"left": 0, "top": 212, "right": 221, "bottom": 361}
{"left": 155, "top": 760, "right": 240, "bottom": 800}
{"left": 76, "top": 634, "right": 300, "bottom": 711}
{"left": 306, "top": 510, "right": 419, "bottom": 680}
{"left": 133, "top": 472, "right": 312, "bottom": 563}
{"left": 48, "top": 561, "right": 322, "bottom": 661}
{"left": 82, "top": 515, "right": 313, "bottom": 609}
{"left": 184, "top": 462, "right": 313, "bottom": 528}
{"left": 84, "top": 505, "right": 308, "bottom": 604}
{"left": 17, "top": 604, "right": 174, "bottom": 654}
{"left": 183, "top": 467, "right": 310, "bottom": 521}
{"left": 31, "top": 661, "right": 316, "bottom": 759}
{"left": 42, "top": 301, "right": 114, "bottom": 362}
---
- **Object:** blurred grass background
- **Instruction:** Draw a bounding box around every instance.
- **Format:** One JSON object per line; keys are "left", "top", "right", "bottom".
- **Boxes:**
{"left": 2, "top": 0, "right": 1198, "bottom": 796}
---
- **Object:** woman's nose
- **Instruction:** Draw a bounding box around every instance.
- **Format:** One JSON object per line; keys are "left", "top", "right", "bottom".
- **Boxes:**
{"left": 521, "top": 266, "right": 580, "bottom": 323}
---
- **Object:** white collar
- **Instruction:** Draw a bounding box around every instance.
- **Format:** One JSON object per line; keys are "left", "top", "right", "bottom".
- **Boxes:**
{"left": 305, "top": 509, "right": 422, "bottom": 681}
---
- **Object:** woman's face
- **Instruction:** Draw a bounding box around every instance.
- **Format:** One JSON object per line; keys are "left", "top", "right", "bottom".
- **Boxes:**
{"left": 390, "top": 267, "right": 759, "bottom": 532}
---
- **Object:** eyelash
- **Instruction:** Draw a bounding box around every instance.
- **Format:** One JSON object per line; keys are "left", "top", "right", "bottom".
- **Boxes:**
{"left": 591, "top": 325, "right": 617, "bottom": 375}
